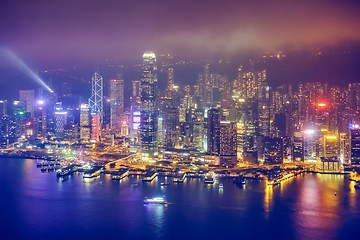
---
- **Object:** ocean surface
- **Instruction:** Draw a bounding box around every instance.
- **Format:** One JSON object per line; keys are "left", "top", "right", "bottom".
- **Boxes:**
{"left": 0, "top": 157, "right": 359, "bottom": 240}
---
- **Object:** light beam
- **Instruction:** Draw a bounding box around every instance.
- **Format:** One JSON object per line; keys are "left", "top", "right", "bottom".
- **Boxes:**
{"left": 2, "top": 48, "right": 53, "bottom": 93}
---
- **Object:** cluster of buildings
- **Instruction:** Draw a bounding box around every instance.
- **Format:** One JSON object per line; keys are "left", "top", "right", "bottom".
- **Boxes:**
{"left": 1, "top": 51, "right": 359, "bottom": 168}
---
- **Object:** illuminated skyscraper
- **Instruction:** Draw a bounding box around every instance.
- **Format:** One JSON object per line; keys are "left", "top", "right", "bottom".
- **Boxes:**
{"left": 91, "top": 112, "right": 100, "bottom": 142}
{"left": 258, "top": 81, "right": 270, "bottom": 137}
{"left": 89, "top": 72, "right": 103, "bottom": 124}
{"left": 207, "top": 108, "right": 220, "bottom": 155}
{"left": 19, "top": 90, "right": 34, "bottom": 118}
{"left": 324, "top": 135, "right": 338, "bottom": 158}
{"left": 54, "top": 109, "right": 67, "bottom": 138}
{"left": 220, "top": 121, "right": 237, "bottom": 166}
{"left": 140, "top": 51, "right": 158, "bottom": 160}
{"left": 264, "top": 137, "right": 284, "bottom": 164}
{"left": 132, "top": 80, "right": 141, "bottom": 104}
{"left": 351, "top": 126, "right": 360, "bottom": 167}
{"left": 80, "top": 104, "right": 91, "bottom": 142}
{"left": 164, "top": 107, "right": 179, "bottom": 148}
{"left": 167, "top": 68, "right": 174, "bottom": 90}
{"left": 110, "top": 74, "right": 124, "bottom": 131}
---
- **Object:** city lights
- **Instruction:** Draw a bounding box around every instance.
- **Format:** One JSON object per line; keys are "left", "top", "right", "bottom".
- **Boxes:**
{"left": 304, "top": 129, "right": 315, "bottom": 135}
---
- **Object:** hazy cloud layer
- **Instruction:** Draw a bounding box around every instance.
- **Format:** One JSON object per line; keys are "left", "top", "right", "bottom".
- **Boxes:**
{"left": 1, "top": 1, "right": 359, "bottom": 65}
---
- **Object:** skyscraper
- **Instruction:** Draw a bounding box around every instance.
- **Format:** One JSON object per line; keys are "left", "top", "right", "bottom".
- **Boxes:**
{"left": 167, "top": 68, "right": 174, "bottom": 90}
{"left": 19, "top": 90, "right": 34, "bottom": 118}
{"left": 80, "top": 104, "right": 91, "bottom": 142}
{"left": 110, "top": 74, "right": 124, "bottom": 131}
{"left": 89, "top": 72, "right": 103, "bottom": 124}
{"left": 132, "top": 80, "right": 141, "bottom": 103}
{"left": 207, "top": 108, "right": 220, "bottom": 155}
{"left": 351, "top": 126, "right": 360, "bottom": 167}
{"left": 220, "top": 121, "right": 237, "bottom": 165}
{"left": 140, "top": 51, "right": 158, "bottom": 160}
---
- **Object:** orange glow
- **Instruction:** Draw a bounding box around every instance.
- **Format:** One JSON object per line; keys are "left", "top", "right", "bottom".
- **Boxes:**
{"left": 318, "top": 103, "right": 326, "bottom": 107}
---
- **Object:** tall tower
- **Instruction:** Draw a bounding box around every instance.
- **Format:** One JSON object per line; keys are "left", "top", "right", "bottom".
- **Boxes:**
{"left": 110, "top": 74, "right": 124, "bottom": 131}
{"left": 19, "top": 90, "right": 34, "bottom": 118}
{"left": 167, "top": 68, "right": 174, "bottom": 90}
{"left": 207, "top": 108, "right": 220, "bottom": 155}
{"left": 140, "top": 51, "right": 158, "bottom": 160}
{"left": 89, "top": 72, "right": 103, "bottom": 124}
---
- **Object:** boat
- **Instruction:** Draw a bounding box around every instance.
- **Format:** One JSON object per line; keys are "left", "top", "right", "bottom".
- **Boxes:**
{"left": 160, "top": 182, "right": 169, "bottom": 186}
{"left": 219, "top": 183, "right": 223, "bottom": 188}
{"left": 204, "top": 174, "right": 214, "bottom": 184}
{"left": 144, "top": 197, "right": 167, "bottom": 204}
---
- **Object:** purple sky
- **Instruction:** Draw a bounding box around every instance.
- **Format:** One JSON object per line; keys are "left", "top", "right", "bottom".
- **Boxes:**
{"left": 1, "top": 0, "right": 360, "bottom": 66}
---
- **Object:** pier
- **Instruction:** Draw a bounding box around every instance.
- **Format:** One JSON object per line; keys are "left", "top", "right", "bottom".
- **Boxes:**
{"left": 173, "top": 172, "right": 186, "bottom": 182}
{"left": 142, "top": 171, "right": 157, "bottom": 182}
{"left": 112, "top": 169, "right": 129, "bottom": 180}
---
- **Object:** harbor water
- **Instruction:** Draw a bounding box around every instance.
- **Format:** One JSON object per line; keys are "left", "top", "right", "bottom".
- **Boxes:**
{"left": 0, "top": 157, "right": 359, "bottom": 240}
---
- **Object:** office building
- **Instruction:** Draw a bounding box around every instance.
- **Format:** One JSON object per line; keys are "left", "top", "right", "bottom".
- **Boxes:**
{"left": 140, "top": 51, "right": 158, "bottom": 160}
{"left": 110, "top": 74, "right": 124, "bottom": 131}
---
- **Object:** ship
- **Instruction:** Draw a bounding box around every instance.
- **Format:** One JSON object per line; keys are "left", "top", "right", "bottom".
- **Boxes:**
{"left": 204, "top": 173, "right": 214, "bottom": 184}
{"left": 144, "top": 197, "right": 167, "bottom": 204}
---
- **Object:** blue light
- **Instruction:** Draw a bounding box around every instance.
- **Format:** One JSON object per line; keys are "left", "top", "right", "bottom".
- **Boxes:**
{"left": 2, "top": 48, "right": 53, "bottom": 93}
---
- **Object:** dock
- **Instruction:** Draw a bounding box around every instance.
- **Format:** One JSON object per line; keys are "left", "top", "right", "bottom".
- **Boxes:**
{"left": 83, "top": 166, "right": 102, "bottom": 178}
{"left": 142, "top": 170, "right": 157, "bottom": 182}
{"left": 173, "top": 172, "right": 186, "bottom": 182}
{"left": 112, "top": 169, "right": 129, "bottom": 180}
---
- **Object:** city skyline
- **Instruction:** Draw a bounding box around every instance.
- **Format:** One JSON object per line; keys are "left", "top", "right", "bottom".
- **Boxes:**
{"left": 1, "top": 1, "right": 360, "bottom": 239}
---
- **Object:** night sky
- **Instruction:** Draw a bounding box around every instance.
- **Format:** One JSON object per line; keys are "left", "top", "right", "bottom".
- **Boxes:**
{"left": 0, "top": 1, "right": 359, "bottom": 100}
{"left": 1, "top": 0, "right": 359, "bottom": 66}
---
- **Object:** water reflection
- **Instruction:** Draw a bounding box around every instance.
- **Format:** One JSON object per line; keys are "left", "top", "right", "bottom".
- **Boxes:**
{"left": 144, "top": 204, "right": 166, "bottom": 237}
{"left": 264, "top": 185, "right": 273, "bottom": 214}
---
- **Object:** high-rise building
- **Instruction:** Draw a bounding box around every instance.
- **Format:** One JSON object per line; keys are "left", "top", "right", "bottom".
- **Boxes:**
{"left": 164, "top": 107, "right": 179, "bottom": 148}
{"left": 207, "top": 108, "right": 220, "bottom": 155}
{"left": 54, "top": 111, "right": 67, "bottom": 138}
{"left": 91, "top": 112, "right": 100, "bottom": 142}
{"left": 140, "top": 51, "right": 158, "bottom": 160}
{"left": 89, "top": 72, "right": 103, "bottom": 124}
{"left": 132, "top": 80, "right": 141, "bottom": 104}
{"left": 264, "top": 137, "right": 284, "bottom": 164}
{"left": 167, "top": 68, "right": 174, "bottom": 90}
{"left": 110, "top": 74, "right": 124, "bottom": 131}
{"left": 220, "top": 121, "right": 237, "bottom": 166}
{"left": 0, "top": 100, "right": 8, "bottom": 116}
{"left": 80, "top": 104, "right": 91, "bottom": 142}
{"left": 19, "top": 90, "right": 34, "bottom": 118}
{"left": 351, "top": 126, "right": 360, "bottom": 167}
{"left": 324, "top": 135, "right": 338, "bottom": 158}
{"left": 258, "top": 82, "right": 270, "bottom": 137}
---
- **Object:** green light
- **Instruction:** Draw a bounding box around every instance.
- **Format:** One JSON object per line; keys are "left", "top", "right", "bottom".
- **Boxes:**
{"left": 18, "top": 111, "right": 24, "bottom": 115}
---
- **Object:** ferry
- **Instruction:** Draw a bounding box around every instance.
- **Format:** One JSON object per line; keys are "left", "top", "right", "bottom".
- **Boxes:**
{"left": 57, "top": 167, "right": 71, "bottom": 177}
{"left": 219, "top": 183, "right": 223, "bottom": 188}
{"left": 204, "top": 173, "right": 215, "bottom": 184}
{"left": 160, "top": 182, "right": 170, "bottom": 186}
{"left": 144, "top": 197, "right": 167, "bottom": 204}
